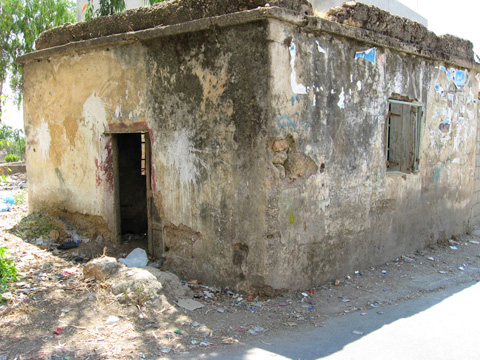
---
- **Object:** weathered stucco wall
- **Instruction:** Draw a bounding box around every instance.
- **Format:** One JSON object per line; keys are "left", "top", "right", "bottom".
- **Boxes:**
{"left": 23, "top": 20, "right": 272, "bottom": 289}
{"left": 264, "top": 19, "right": 478, "bottom": 289}
{"left": 142, "top": 23, "right": 271, "bottom": 288}
{"left": 23, "top": 44, "right": 149, "bottom": 237}
{"left": 19, "top": 1, "right": 479, "bottom": 292}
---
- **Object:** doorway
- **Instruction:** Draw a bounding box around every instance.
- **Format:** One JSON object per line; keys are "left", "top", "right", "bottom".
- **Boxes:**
{"left": 115, "top": 133, "right": 148, "bottom": 245}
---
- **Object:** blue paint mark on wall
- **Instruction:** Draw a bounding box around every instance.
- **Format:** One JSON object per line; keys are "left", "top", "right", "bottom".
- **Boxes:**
{"left": 355, "top": 48, "right": 376, "bottom": 64}
{"left": 439, "top": 67, "right": 466, "bottom": 88}
{"left": 291, "top": 94, "right": 300, "bottom": 106}
{"left": 433, "top": 166, "right": 442, "bottom": 183}
{"left": 277, "top": 115, "right": 297, "bottom": 130}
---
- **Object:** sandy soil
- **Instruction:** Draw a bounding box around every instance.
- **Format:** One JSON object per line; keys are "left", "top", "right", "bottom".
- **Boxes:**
{"left": 1, "top": 174, "right": 480, "bottom": 360}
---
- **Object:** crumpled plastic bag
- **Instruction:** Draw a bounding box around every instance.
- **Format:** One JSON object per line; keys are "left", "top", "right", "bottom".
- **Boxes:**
{"left": 0, "top": 195, "right": 15, "bottom": 212}
{"left": 118, "top": 248, "right": 148, "bottom": 267}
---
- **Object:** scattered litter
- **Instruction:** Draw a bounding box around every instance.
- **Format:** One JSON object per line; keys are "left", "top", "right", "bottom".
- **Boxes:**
{"left": 118, "top": 248, "right": 148, "bottom": 267}
{"left": 381, "top": 270, "right": 388, "bottom": 274}
{"left": 301, "top": 292, "right": 309, "bottom": 297}
{"left": 248, "top": 326, "right": 265, "bottom": 335}
{"left": 0, "top": 195, "right": 15, "bottom": 212}
{"left": 174, "top": 330, "right": 182, "bottom": 335}
{"left": 217, "top": 308, "right": 225, "bottom": 313}
{"left": 139, "top": 353, "right": 146, "bottom": 359}
{"left": 450, "top": 246, "right": 458, "bottom": 250}
{"left": 200, "top": 341, "right": 212, "bottom": 347}
{"left": 341, "top": 298, "right": 350, "bottom": 303}
{"left": 469, "top": 240, "right": 480, "bottom": 244}
{"left": 333, "top": 279, "right": 340, "bottom": 286}
{"left": 376, "top": 311, "right": 384, "bottom": 315}
{"left": 369, "top": 303, "right": 379, "bottom": 308}
{"left": 439, "top": 270, "right": 448, "bottom": 274}
{"left": 57, "top": 241, "right": 78, "bottom": 250}
{"left": 53, "top": 327, "right": 63, "bottom": 335}
{"left": 352, "top": 330, "right": 364, "bottom": 335}
{"left": 310, "top": 289, "right": 315, "bottom": 294}
{"left": 260, "top": 340, "right": 274, "bottom": 346}
{"left": 176, "top": 298, "right": 205, "bottom": 311}
{"left": 159, "top": 347, "right": 172, "bottom": 354}
{"left": 106, "top": 316, "right": 120, "bottom": 325}
{"left": 274, "top": 301, "right": 289, "bottom": 307}
{"left": 458, "top": 266, "right": 465, "bottom": 271}
{"left": 236, "top": 326, "right": 247, "bottom": 332}
{"left": 427, "top": 257, "right": 435, "bottom": 261}
{"left": 283, "top": 322, "right": 297, "bottom": 327}
{"left": 361, "top": 312, "right": 367, "bottom": 316}
{"left": 192, "top": 322, "right": 201, "bottom": 327}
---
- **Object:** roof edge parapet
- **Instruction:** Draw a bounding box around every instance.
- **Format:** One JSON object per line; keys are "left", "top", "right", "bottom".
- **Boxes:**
{"left": 324, "top": 2, "right": 474, "bottom": 63}
{"left": 35, "top": 0, "right": 313, "bottom": 50}
{"left": 18, "top": 2, "right": 478, "bottom": 71}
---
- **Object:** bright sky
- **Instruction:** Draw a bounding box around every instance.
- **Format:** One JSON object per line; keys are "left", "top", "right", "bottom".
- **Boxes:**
{"left": 2, "top": 0, "right": 479, "bottom": 131}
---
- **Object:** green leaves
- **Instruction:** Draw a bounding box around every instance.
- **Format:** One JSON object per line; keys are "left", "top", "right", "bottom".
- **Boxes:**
{"left": 0, "top": 0, "right": 75, "bottom": 110}
{"left": 0, "top": 246, "right": 18, "bottom": 295}
{"left": 84, "top": 0, "right": 165, "bottom": 20}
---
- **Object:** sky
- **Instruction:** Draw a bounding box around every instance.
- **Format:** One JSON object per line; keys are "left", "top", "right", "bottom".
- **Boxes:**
{"left": 2, "top": 0, "right": 479, "bottom": 131}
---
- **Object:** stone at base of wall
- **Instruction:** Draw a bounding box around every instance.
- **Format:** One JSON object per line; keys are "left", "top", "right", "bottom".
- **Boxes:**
{"left": 0, "top": 161, "right": 26, "bottom": 175}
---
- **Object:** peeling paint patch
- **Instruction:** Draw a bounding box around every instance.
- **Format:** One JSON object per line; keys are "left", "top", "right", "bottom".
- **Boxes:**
{"left": 439, "top": 67, "right": 467, "bottom": 88}
{"left": 337, "top": 87, "right": 345, "bottom": 109}
{"left": 289, "top": 42, "right": 308, "bottom": 95}
{"left": 355, "top": 47, "right": 376, "bottom": 64}
{"left": 82, "top": 94, "right": 107, "bottom": 134}
{"left": 38, "top": 119, "right": 51, "bottom": 162}
{"left": 167, "top": 129, "right": 205, "bottom": 186}
{"left": 315, "top": 40, "right": 326, "bottom": 54}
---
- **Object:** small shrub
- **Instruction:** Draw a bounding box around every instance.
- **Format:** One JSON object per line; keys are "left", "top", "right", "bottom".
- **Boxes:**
{"left": 5, "top": 154, "right": 20, "bottom": 163}
{"left": 0, "top": 246, "right": 18, "bottom": 295}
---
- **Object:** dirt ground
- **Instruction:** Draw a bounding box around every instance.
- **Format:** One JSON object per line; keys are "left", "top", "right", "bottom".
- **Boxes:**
{"left": 1, "top": 174, "right": 480, "bottom": 360}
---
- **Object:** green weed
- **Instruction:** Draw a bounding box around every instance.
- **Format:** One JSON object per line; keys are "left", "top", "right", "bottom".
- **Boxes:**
{"left": 0, "top": 246, "right": 18, "bottom": 296}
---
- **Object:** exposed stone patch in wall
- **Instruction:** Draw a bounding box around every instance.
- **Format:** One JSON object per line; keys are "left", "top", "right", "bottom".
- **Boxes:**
{"left": 36, "top": 0, "right": 313, "bottom": 50}
{"left": 270, "top": 134, "right": 318, "bottom": 185}
{"left": 325, "top": 2, "right": 474, "bottom": 62}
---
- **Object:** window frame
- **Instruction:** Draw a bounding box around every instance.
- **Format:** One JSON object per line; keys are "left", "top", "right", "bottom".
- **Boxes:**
{"left": 385, "top": 99, "right": 423, "bottom": 174}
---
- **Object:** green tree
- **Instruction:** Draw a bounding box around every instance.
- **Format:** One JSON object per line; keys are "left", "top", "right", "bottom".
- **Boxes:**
{"left": 0, "top": 124, "right": 24, "bottom": 159}
{"left": 84, "top": 0, "right": 164, "bottom": 19}
{"left": 0, "top": 0, "right": 76, "bottom": 121}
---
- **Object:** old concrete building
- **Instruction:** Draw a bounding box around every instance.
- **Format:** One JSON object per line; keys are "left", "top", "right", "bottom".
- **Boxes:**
{"left": 18, "top": 0, "right": 479, "bottom": 293}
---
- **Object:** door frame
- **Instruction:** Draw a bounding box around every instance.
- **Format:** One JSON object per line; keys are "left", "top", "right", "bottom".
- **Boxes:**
{"left": 109, "top": 130, "right": 154, "bottom": 253}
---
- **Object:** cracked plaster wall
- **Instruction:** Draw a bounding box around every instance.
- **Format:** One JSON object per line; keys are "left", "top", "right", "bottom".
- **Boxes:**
{"left": 22, "top": 7, "right": 479, "bottom": 292}
{"left": 264, "top": 19, "right": 478, "bottom": 289}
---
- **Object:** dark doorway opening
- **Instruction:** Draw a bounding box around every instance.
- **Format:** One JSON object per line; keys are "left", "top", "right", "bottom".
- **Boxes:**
{"left": 117, "top": 133, "right": 148, "bottom": 243}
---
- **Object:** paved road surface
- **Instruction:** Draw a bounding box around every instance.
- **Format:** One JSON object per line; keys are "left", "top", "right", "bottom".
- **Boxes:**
{"left": 176, "top": 280, "right": 480, "bottom": 360}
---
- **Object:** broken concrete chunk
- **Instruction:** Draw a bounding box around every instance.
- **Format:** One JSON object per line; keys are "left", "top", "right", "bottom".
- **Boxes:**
{"left": 118, "top": 248, "right": 148, "bottom": 267}
{"left": 176, "top": 298, "right": 205, "bottom": 311}
{"left": 143, "top": 268, "right": 194, "bottom": 299}
{"left": 83, "top": 256, "right": 123, "bottom": 281}
{"left": 111, "top": 268, "right": 163, "bottom": 300}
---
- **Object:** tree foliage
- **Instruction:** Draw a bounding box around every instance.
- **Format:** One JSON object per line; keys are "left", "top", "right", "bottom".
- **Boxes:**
{"left": 0, "top": 0, "right": 75, "bottom": 115}
{"left": 84, "top": 0, "right": 165, "bottom": 19}
{"left": 0, "top": 124, "right": 25, "bottom": 159}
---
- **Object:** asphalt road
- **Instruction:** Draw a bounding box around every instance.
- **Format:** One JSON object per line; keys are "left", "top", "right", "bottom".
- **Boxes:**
{"left": 178, "top": 280, "right": 480, "bottom": 360}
